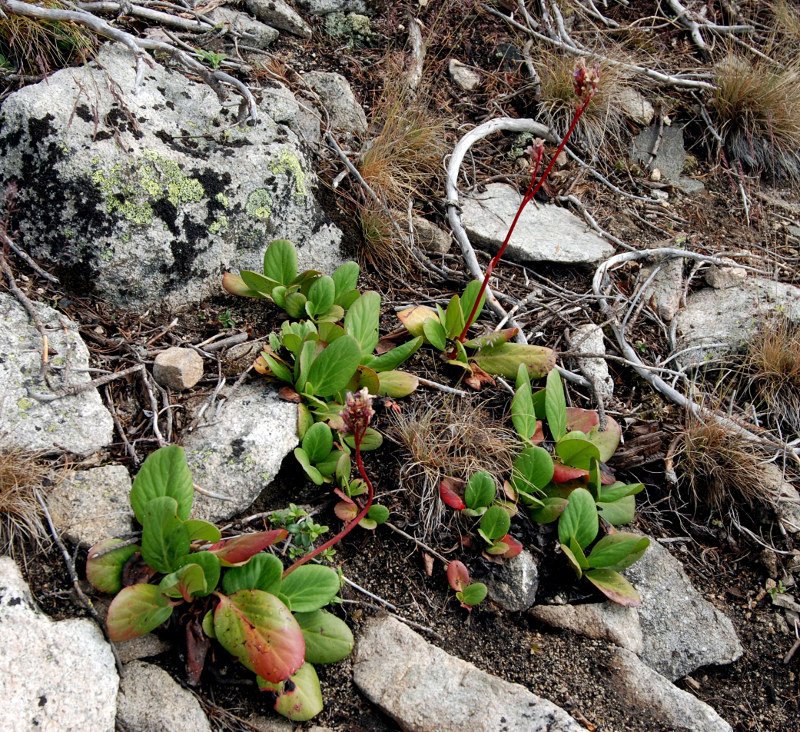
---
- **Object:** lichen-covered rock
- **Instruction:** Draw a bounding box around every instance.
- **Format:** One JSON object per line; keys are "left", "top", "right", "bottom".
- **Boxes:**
{"left": 0, "top": 293, "right": 114, "bottom": 456}
{"left": 303, "top": 71, "right": 367, "bottom": 135}
{"left": 0, "top": 42, "right": 342, "bottom": 312}
{"left": 482, "top": 549, "right": 539, "bottom": 612}
{"left": 244, "top": 0, "right": 312, "bottom": 38}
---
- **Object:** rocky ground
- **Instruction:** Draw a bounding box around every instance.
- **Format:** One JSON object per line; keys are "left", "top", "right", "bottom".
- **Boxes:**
{"left": 2, "top": 1, "right": 800, "bottom": 731}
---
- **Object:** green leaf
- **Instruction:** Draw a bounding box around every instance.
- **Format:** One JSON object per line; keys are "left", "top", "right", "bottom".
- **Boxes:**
{"left": 262, "top": 352, "right": 294, "bottom": 384}
{"left": 511, "top": 363, "right": 536, "bottom": 440}
{"left": 316, "top": 305, "right": 345, "bottom": 323}
{"left": 222, "top": 552, "right": 284, "bottom": 595}
{"left": 317, "top": 322, "right": 345, "bottom": 345}
{"left": 569, "top": 535, "right": 590, "bottom": 570}
{"left": 159, "top": 563, "right": 207, "bottom": 601}
{"left": 585, "top": 569, "right": 642, "bottom": 607}
{"left": 130, "top": 445, "right": 194, "bottom": 524}
{"left": 307, "top": 275, "right": 336, "bottom": 317}
{"left": 202, "top": 609, "right": 216, "bottom": 638}
{"left": 369, "top": 336, "right": 423, "bottom": 372}
{"left": 258, "top": 662, "right": 323, "bottom": 722}
{"left": 263, "top": 239, "right": 298, "bottom": 285}
{"left": 599, "top": 481, "right": 645, "bottom": 503}
{"left": 480, "top": 505, "right": 511, "bottom": 541}
{"left": 207, "top": 529, "right": 288, "bottom": 567}
{"left": 366, "top": 504, "right": 390, "bottom": 525}
{"left": 596, "top": 496, "right": 636, "bottom": 526}
{"left": 557, "top": 488, "right": 597, "bottom": 550}
{"left": 294, "top": 610, "right": 354, "bottom": 664}
{"left": 471, "top": 343, "right": 556, "bottom": 379}
{"left": 297, "top": 404, "right": 314, "bottom": 441}
{"left": 422, "top": 318, "right": 447, "bottom": 351}
{"left": 555, "top": 433, "right": 601, "bottom": 470}
{"left": 294, "top": 448, "right": 325, "bottom": 485}
{"left": 377, "top": 370, "right": 419, "bottom": 397}
{"left": 214, "top": 590, "right": 305, "bottom": 683}
{"left": 285, "top": 292, "right": 308, "bottom": 319}
{"left": 545, "top": 369, "right": 567, "bottom": 441}
{"left": 344, "top": 291, "right": 381, "bottom": 355}
{"left": 588, "top": 534, "right": 650, "bottom": 571}
{"left": 316, "top": 449, "right": 343, "bottom": 478}
{"left": 302, "top": 422, "right": 334, "bottom": 463}
{"left": 140, "top": 496, "right": 191, "bottom": 574}
{"left": 175, "top": 551, "right": 220, "bottom": 597}
{"left": 465, "top": 471, "right": 495, "bottom": 510}
{"left": 305, "top": 335, "right": 362, "bottom": 398}
{"left": 511, "top": 447, "right": 554, "bottom": 495}
{"left": 86, "top": 539, "right": 141, "bottom": 594}
{"left": 332, "top": 261, "right": 360, "bottom": 302}
{"left": 281, "top": 565, "right": 340, "bottom": 613}
{"left": 459, "top": 279, "right": 486, "bottom": 327}
{"left": 444, "top": 295, "right": 465, "bottom": 339}
{"left": 343, "top": 427, "right": 383, "bottom": 451}
{"left": 560, "top": 542, "right": 583, "bottom": 578}
{"left": 184, "top": 520, "right": 222, "bottom": 543}
{"left": 106, "top": 583, "right": 173, "bottom": 641}
{"left": 240, "top": 270, "right": 280, "bottom": 297}
{"left": 528, "top": 497, "right": 568, "bottom": 524}
{"left": 457, "top": 582, "right": 487, "bottom": 607}
{"left": 222, "top": 272, "right": 267, "bottom": 298}
{"left": 463, "top": 328, "right": 518, "bottom": 350}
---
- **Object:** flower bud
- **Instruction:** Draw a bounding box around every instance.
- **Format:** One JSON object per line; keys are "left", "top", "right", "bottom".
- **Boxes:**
{"left": 573, "top": 58, "right": 600, "bottom": 101}
{"left": 340, "top": 387, "right": 375, "bottom": 440}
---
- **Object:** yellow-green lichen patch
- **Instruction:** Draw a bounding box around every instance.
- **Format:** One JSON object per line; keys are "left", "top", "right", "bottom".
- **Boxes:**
{"left": 246, "top": 189, "right": 273, "bottom": 220}
{"left": 90, "top": 149, "right": 206, "bottom": 226}
{"left": 209, "top": 216, "right": 229, "bottom": 234}
{"left": 17, "top": 397, "right": 34, "bottom": 411}
{"left": 215, "top": 193, "right": 230, "bottom": 208}
{"left": 268, "top": 149, "right": 306, "bottom": 198}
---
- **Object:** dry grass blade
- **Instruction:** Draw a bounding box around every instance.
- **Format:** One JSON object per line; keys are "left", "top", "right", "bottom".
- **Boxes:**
{"left": 0, "top": 443, "right": 52, "bottom": 559}
{"left": 387, "top": 395, "right": 517, "bottom": 538}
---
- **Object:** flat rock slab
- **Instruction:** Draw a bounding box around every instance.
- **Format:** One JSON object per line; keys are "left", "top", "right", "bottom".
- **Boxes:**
{"left": 0, "top": 42, "right": 341, "bottom": 311}
{"left": 0, "top": 292, "right": 113, "bottom": 456}
{"left": 460, "top": 184, "right": 614, "bottom": 266}
{"left": 0, "top": 557, "right": 118, "bottom": 731}
{"left": 631, "top": 124, "right": 686, "bottom": 181}
{"left": 47, "top": 465, "right": 135, "bottom": 548}
{"left": 609, "top": 647, "right": 733, "bottom": 732}
{"left": 182, "top": 384, "right": 298, "bottom": 523}
{"left": 674, "top": 277, "right": 800, "bottom": 365}
{"left": 623, "top": 539, "right": 742, "bottom": 681}
{"left": 116, "top": 661, "right": 211, "bottom": 732}
{"left": 353, "top": 615, "right": 581, "bottom": 731}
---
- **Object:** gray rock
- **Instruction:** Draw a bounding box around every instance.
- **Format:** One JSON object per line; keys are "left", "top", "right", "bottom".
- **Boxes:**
{"left": 530, "top": 602, "right": 643, "bottom": 654}
{"left": 0, "top": 557, "right": 118, "bottom": 731}
{"left": 448, "top": 59, "right": 482, "bottom": 91}
{"left": 117, "top": 661, "right": 211, "bottom": 732}
{"left": 609, "top": 647, "right": 733, "bottom": 732}
{"left": 677, "top": 176, "right": 706, "bottom": 195}
{"left": 93, "top": 597, "right": 172, "bottom": 663}
{"left": 244, "top": 0, "right": 312, "bottom": 38}
{"left": 483, "top": 549, "right": 539, "bottom": 612}
{"left": 296, "top": 0, "right": 367, "bottom": 15}
{"left": 617, "top": 88, "right": 655, "bottom": 126}
{"left": 637, "top": 248, "right": 684, "bottom": 322}
{"left": 153, "top": 346, "right": 204, "bottom": 390}
{"left": 182, "top": 384, "right": 298, "bottom": 522}
{"left": 47, "top": 465, "right": 135, "bottom": 548}
{"left": 704, "top": 260, "right": 747, "bottom": 290}
{"left": 391, "top": 210, "right": 451, "bottom": 254}
{"left": 623, "top": 538, "right": 742, "bottom": 681}
{"left": 303, "top": 71, "right": 367, "bottom": 136}
{"left": 0, "top": 43, "right": 342, "bottom": 312}
{"left": 760, "top": 462, "right": 800, "bottom": 535}
{"left": 631, "top": 124, "right": 686, "bottom": 181}
{"left": 674, "top": 277, "right": 800, "bottom": 366}
{"left": 324, "top": 12, "right": 372, "bottom": 45}
{"left": 353, "top": 615, "right": 581, "bottom": 731}
{"left": 460, "top": 184, "right": 614, "bottom": 266}
{"left": 0, "top": 293, "right": 114, "bottom": 456}
{"left": 570, "top": 324, "right": 614, "bottom": 398}
{"left": 210, "top": 7, "right": 279, "bottom": 48}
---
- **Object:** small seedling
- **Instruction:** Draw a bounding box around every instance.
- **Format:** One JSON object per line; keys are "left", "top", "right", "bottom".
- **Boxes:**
{"left": 446, "top": 560, "right": 487, "bottom": 610}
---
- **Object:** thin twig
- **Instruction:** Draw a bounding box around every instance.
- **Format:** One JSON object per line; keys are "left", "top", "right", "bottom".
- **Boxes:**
{"left": 0, "top": 230, "right": 59, "bottom": 283}
{"left": 28, "top": 364, "right": 145, "bottom": 402}
{"left": 384, "top": 521, "right": 450, "bottom": 564}
{"left": 417, "top": 377, "right": 470, "bottom": 397}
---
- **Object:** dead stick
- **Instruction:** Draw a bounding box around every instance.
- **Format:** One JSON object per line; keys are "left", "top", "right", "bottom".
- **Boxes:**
{"left": 28, "top": 363, "right": 144, "bottom": 402}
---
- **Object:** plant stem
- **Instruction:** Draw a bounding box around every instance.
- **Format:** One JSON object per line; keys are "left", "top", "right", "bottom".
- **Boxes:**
{"left": 282, "top": 439, "right": 374, "bottom": 577}
{"left": 456, "top": 94, "right": 595, "bottom": 344}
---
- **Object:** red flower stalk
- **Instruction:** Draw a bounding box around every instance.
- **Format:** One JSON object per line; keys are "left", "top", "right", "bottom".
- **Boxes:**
{"left": 457, "top": 59, "right": 599, "bottom": 343}
{"left": 283, "top": 389, "right": 376, "bottom": 577}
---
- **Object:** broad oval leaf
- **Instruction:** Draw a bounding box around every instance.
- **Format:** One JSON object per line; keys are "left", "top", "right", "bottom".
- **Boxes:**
{"left": 307, "top": 275, "right": 336, "bottom": 317}
{"left": 86, "top": 539, "right": 141, "bottom": 594}
{"left": 159, "top": 563, "right": 207, "bottom": 601}
{"left": 222, "top": 552, "right": 284, "bottom": 595}
{"left": 281, "top": 565, "right": 340, "bottom": 613}
{"left": 294, "top": 610, "right": 354, "bottom": 664}
{"left": 599, "top": 481, "right": 645, "bottom": 503}
{"left": 130, "top": 445, "right": 194, "bottom": 524}
{"left": 471, "top": 343, "right": 556, "bottom": 379}
{"left": 501, "top": 534, "right": 524, "bottom": 559}
{"left": 552, "top": 462, "right": 590, "bottom": 483}
{"left": 439, "top": 478, "right": 466, "bottom": 510}
{"left": 343, "top": 427, "right": 383, "bottom": 452}
{"left": 397, "top": 305, "right": 438, "bottom": 337}
{"left": 377, "top": 370, "right": 419, "bottom": 398}
{"left": 480, "top": 505, "right": 511, "bottom": 541}
{"left": 512, "top": 447, "right": 554, "bottom": 494}
{"left": 302, "top": 422, "right": 334, "bottom": 464}
{"left": 528, "top": 496, "right": 568, "bottom": 524}
{"left": 465, "top": 471, "right": 495, "bottom": 510}
{"left": 422, "top": 318, "right": 447, "bottom": 351}
{"left": 214, "top": 590, "right": 305, "bottom": 683}
{"left": 176, "top": 551, "right": 221, "bottom": 597}
{"left": 258, "top": 661, "right": 323, "bottom": 722}
{"left": 447, "top": 560, "right": 470, "bottom": 592}
{"left": 545, "top": 369, "right": 567, "bottom": 441}
{"left": 141, "top": 496, "right": 191, "bottom": 574}
{"left": 332, "top": 261, "right": 360, "bottom": 302}
{"left": 457, "top": 582, "right": 487, "bottom": 607}
{"left": 463, "top": 328, "right": 518, "bottom": 351}
{"left": 184, "top": 519, "right": 222, "bottom": 543}
{"left": 555, "top": 433, "right": 601, "bottom": 471}
{"left": 344, "top": 291, "right": 381, "bottom": 355}
{"left": 305, "top": 335, "right": 362, "bottom": 398}
{"left": 369, "top": 336, "right": 423, "bottom": 372}
{"left": 106, "top": 583, "right": 172, "bottom": 641}
{"left": 207, "top": 529, "right": 288, "bottom": 567}
{"left": 585, "top": 568, "right": 642, "bottom": 607}
{"left": 263, "top": 239, "right": 298, "bottom": 285}
{"left": 294, "top": 448, "right": 325, "bottom": 485}
{"left": 367, "top": 504, "right": 390, "bottom": 525}
{"left": 558, "top": 488, "right": 598, "bottom": 550}
{"left": 596, "top": 496, "right": 636, "bottom": 526}
{"left": 241, "top": 269, "right": 281, "bottom": 297}
{"left": 587, "top": 534, "right": 650, "bottom": 571}
{"left": 222, "top": 272, "right": 266, "bottom": 298}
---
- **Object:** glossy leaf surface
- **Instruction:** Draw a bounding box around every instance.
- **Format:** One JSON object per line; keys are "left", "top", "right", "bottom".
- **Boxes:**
{"left": 106, "top": 583, "right": 173, "bottom": 641}
{"left": 294, "top": 610, "right": 354, "bottom": 664}
{"left": 130, "top": 445, "right": 194, "bottom": 524}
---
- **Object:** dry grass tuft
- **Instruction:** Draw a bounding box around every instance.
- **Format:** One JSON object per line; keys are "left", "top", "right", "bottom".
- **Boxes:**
{"left": 742, "top": 315, "right": 800, "bottom": 436}
{"left": 0, "top": 445, "right": 50, "bottom": 559}
{"left": 534, "top": 50, "right": 629, "bottom": 151}
{"left": 0, "top": 3, "right": 96, "bottom": 76}
{"left": 709, "top": 53, "right": 800, "bottom": 184}
{"left": 388, "top": 395, "right": 517, "bottom": 537}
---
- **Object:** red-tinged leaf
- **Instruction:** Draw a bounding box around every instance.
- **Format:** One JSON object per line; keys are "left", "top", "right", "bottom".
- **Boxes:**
{"left": 584, "top": 568, "right": 642, "bottom": 607}
{"left": 502, "top": 480, "right": 517, "bottom": 501}
{"left": 253, "top": 355, "right": 270, "bottom": 375}
{"left": 565, "top": 407, "right": 600, "bottom": 433}
{"left": 185, "top": 615, "right": 211, "bottom": 686}
{"left": 501, "top": 534, "right": 523, "bottom": 559}
{"left": 258, "top": 662, "right": 323, "bottom": 722}
{"left": 106, "top": 584, "right": 173, "bottom": 641}
{"left": 447, "top": 560, "right": 470, "bottom": 592}
{"left": 207, "top": 530, "right": 288, "bottom": 567}
{"left": 600, "top": 464, "right": 616, "bottom": 485}
{"left": 553, "top": 463, "right": 590, "bottom": 483}
{"left": 278, "top": 386, "right": 301, "bottom": 403}
{"left": 464, "top": 362, "right": 496, "bottom": 391}
{"left": 86, "top": 538, "right": 141, "bottom": 594}
{"left": 334, "top": 501, "right": 358, "bottom": 522}
{"left": 439, "top": 477, "right": 466, "bottom": 510}
{"left": 531, "top": 421, "right": 545, "bottom": 445}
{"left": 214, "top": 590, "right": 305, "bottom": 683}
{"left": 423, "top": 553, "right": 434, "bottom": 576}
{"left": 333, "top": 488, "right": 354, "bottom": 504}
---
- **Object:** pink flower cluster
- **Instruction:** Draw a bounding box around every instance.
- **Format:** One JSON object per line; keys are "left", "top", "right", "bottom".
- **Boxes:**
{"left": 340, "top": 388, "right": 374, "bottom": 440}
